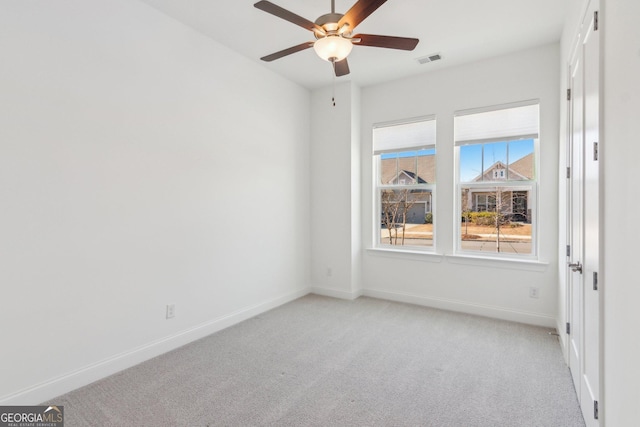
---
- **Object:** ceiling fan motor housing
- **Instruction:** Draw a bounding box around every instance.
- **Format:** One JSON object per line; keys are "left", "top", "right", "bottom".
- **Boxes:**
{"left": 314, "top": 13, "right": 346, "bottom": 37}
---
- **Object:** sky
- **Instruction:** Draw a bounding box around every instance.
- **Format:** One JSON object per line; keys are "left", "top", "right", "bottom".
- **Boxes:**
{"left": 459, "top": 139, "right": 534, "bottom": 182}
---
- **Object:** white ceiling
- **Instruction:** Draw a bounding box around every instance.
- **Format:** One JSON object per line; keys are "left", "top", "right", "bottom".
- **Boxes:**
{"left": 139, "top": 0, "right": 569, "bottom": 90}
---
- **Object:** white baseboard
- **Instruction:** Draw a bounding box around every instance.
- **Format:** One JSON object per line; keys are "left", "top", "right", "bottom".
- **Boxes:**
{"left": 1, "top": 287, "right": 311, "bottom": 406}
{"left": 310, "top": 286, "right": 363, "bottom": 300}
{"left": 363, "top": 288, "right": 557, "bottom": 328}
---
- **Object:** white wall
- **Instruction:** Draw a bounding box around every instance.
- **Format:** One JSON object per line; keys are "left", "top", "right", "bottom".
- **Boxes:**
{"left": 310, "top": 82, "right": 362, "bottom": 299}
{"left": 0, "top": 0, "right": 310, "bottom": 404}
{"left": 359, "top": 44, "right": 561, "bottom": 327}
{"left": 601, "top": 0, "right": 640, "bottom": 424}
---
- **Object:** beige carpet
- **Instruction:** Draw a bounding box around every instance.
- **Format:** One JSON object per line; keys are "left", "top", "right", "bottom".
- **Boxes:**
{"left": 46, "top": 295, "right": 585, "bottom": 426}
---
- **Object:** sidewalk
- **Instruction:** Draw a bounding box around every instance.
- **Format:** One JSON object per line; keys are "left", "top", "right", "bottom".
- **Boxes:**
{"left": 388, "top": 224, "right": 532, "bottom": 241}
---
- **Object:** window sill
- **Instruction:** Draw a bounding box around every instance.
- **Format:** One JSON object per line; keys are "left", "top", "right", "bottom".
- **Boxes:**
{"left": 366, "top": 247, "right": 444, "bottom": 263}
{"left": 445, "top": 253, "right": 549, "bottom": 271}
{"left": 365, "top": 248, "right": 549, "bottom": 271}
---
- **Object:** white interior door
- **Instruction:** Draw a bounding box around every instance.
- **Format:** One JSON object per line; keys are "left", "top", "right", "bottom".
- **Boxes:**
{"left": 580, "top": 5, "right": 600, "bottom": 425}
{"left": 567, "top": 1, "right": 601, "bottom": 425}
{"left": 568, "top": 47, "right": 583, "bottom": 400}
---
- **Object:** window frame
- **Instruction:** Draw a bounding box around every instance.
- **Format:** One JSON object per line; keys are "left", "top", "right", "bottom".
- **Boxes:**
{"left": 373, "top": 116, "right": 437, "bottom": 252}
{"left": 454, "top": 101, "right": 540, "bottom": 260}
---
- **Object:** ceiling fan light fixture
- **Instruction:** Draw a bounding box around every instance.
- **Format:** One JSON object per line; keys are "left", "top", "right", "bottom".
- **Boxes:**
{"left": 313, "top": 35, "right": 353, "bottom": 62}
{"left": 254, "top": 0, "right": 420, "bottom": 77}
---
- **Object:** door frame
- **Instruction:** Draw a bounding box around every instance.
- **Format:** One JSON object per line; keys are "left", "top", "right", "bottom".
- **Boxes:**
{"left": 564, "top": 0, "right": 603, "bottom": 424}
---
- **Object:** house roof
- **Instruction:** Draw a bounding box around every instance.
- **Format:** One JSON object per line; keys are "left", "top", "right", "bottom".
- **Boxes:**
{"left": 510, "top": 152, "right": 535, "bottom": 179}
{"left": 381, "top": 152, "right": 532, "bottom": 185}
{"left": 381, "top": 155, "right": 436, "bottom": 185}
{"left": 472, "top": 152, "right": 534, "bottom": 182}
{"left": 398, "top": 171, "right": 427, "bottom": 184}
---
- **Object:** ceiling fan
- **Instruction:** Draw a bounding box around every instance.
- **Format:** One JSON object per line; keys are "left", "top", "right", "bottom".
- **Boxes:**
{"left": 254, "top": 0, "right": 419, "bottom": 77}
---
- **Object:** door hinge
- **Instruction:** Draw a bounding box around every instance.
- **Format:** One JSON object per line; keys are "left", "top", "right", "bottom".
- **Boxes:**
{"left": 567, "top": 88, "right": 571, "bottom": 101}
{"left": 566, "top": 322, "right": 571, "bottom": 335}
{"left": 566, "top": 245, "right": 571, "bottom": 257}
{"left": 593, "top": 272, "right": 599, "bottom": 291}
{"left": 594, "top": 400, "right": 599, "bottom": 419}
{"left": 594, "top": 142, "right": 599, "bottom": 161}
{"left": 566, "top": 166, "right": 571, "bottom": 179}
{"left": 594, "top": 11, "right": 599, "bottom": 31}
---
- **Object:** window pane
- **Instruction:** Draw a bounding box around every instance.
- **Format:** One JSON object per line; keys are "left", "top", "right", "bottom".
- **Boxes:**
{"left": 461, "top": 140, "right": 535, "bottom": 183}
{"left": 380, "top": 154, "right": 398, "bottom": 186}
{"left": 380, "top": 189, "right": 433, "bottom": 247}
{"left": 508, "top": 139, "right": 535, "bottom": 181}
{"left": 482, "top": 141, "right": 507, "bottom": 181}
{"left": 460, "top": 186, "right": 532, "bottom": 254}
{"left": 455, "top": 102, "right": 538, "bottom": 258}
{"left": 416, "top": 148, "right": 436, "bottom": 184}
{"left": 459, "top": 144, "right": 483, "bottom": 182}
{"left": 380, "top": 150, "right": 435, "bottom": 186}
{"left": 374, "top": 117, "right": 436, "bottom": 252}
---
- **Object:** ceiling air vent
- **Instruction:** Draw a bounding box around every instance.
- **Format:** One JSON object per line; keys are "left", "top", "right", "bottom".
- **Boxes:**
{"left": 416, "top": 53, "right": 442, "bottom": 65}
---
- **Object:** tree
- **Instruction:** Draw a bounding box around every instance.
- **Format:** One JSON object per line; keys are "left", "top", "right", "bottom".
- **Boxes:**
{"left": 381, "top": 189, "right": 417, "bottom": 245}
{"left": 492, "top": 190, "right": 508, "bottom": 252}
{"left": 399, "top": 189, "right": 417, "bottom": 245}
{"left": 461, "top": 188, "right": 472, "bottom": 237}
{"left": 381, "top": 189, "right": 402, "bottom": 244}
{"left": 490, "top": 188, "right": 528, "bottom": 252}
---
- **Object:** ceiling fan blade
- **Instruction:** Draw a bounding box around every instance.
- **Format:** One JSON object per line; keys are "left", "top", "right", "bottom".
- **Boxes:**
{"left": 334, "top": 58, "right": 350, "bottom": 77}
{"left": 338, "top": 0, "right": 388, "bottom": 31}
{"left": 254, "top": 1, "right": 324, "bottom": 34}
{"left": 352, "top": 34, "right": 419, "bottom": 50}
{"left": 260, "top": 42, "right": 314, "bottom": 62}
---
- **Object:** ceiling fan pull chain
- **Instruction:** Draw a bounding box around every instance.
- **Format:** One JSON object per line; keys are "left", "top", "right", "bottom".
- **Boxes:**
{"left": 332, "top": 60, "right": 336, "bottom": 107}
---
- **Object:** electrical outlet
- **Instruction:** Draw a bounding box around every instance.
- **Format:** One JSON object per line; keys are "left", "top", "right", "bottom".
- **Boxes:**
{"left": 326, "top": 267, "right": 333, "bottom": 277}
{"left": 529, "top": 287, "right": 539, "bottom": 299}
{"left": 166, "top": 304, "right": 176, "bottom": 319}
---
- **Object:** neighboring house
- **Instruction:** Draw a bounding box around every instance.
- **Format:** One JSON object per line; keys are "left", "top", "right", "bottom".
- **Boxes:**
{"left": 463, "top": 153, "right": 534, "bottom": 223}
{"left": 381, "top": 153, "right": 534, "bottom": 224}
{"left": 381, "top": 155, "right": 435, "bottom": 224}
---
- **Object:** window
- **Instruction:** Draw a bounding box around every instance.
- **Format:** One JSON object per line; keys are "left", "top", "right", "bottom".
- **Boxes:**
{"left": 455, "top": 101, "right": 538, "bottom": 257}
{"left": 373, "top": 117, "right": 436, "bottom": 249}
{"left": 493, "top": 169, "right": 505, "bottom": 179}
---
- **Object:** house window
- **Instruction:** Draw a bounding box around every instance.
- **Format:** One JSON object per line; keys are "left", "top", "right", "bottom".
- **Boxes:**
{"left": 373, "top": 117, "right": 436, "bottom": 250}
{"left": 475, "top": 194, "right": 496, "bottom": 212}
{"left": 455, "top": 101, "right": 538, "bottom": 257}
